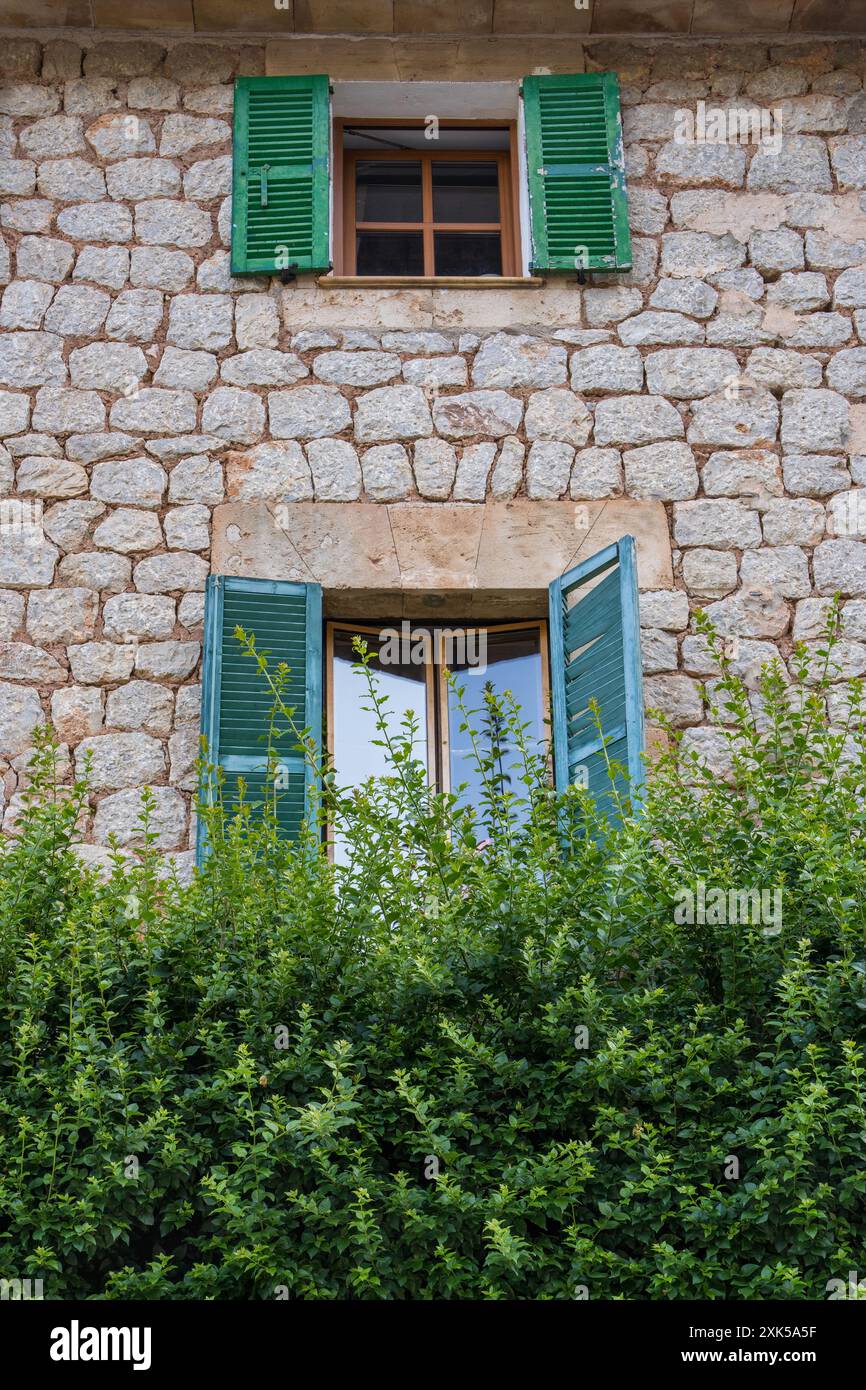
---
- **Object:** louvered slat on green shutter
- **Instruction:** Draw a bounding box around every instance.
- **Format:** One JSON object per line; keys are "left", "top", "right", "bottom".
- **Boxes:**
{"left": 197, "top": 576, "right": 323, "bottom": 862}
{"left": 548, "top": 536, "right": 644, "bottom": 827}
{"left": 523, "top": 71, "right": 631, "bottom": 273}
{"left": 231, "top": 75, "right": 330, "bottom": 275}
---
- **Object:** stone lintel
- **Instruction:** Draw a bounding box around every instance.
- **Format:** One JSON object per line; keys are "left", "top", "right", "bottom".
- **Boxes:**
{"left": 211, "top": 498, "right": 673, "bottom": 618}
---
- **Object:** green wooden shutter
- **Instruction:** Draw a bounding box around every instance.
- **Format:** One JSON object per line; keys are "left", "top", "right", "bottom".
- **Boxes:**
{"left": 231, "top": 74, "right": 330, "bottom": 275}
{"left": 197, "top": 576, "right": 323, "bottom": 862}
{"left": 548, "top": 536, "right": 644, "bottom": 826}
{"left": 523, "top": 71, "right": 631, "bottom": 273}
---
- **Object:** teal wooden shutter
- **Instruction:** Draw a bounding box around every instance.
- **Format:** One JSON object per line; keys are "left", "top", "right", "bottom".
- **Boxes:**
{"left": 231, "top": 74, "right": 330, "bottom": 275}
{"left": 548, "top": 536, "right": 644, "bottom": 825}
{"left": 197, "top": 576, "right": 323, "bottom": 862}
{"left": 523, "top": 71, "right": 631, "bottom": 273}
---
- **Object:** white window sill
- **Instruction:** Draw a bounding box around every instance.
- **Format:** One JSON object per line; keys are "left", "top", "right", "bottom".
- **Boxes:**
{"left": 317, "top": 275, "right": 545, "bottom": 289}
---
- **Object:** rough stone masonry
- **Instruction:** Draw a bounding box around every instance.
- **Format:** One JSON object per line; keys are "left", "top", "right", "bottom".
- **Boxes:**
{"left": 3, "top": 33, "right": 866, "bottom": 876}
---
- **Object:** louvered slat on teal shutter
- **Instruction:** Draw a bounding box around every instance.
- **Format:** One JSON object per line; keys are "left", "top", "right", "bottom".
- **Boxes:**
{"left": 197, "top": 576, "right": 323, "bottom": 862}
{"left": 523, "top": 71, "right": 631, "bottom": 273}
{"left": 231, "top": 75, "right": 330, "bottom": 275}
{"left": 548, "top": 537, "right": 644, "bottom": 826}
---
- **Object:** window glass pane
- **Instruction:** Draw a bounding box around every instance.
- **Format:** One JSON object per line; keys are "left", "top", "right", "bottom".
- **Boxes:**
{"left": 355, "top": 159, "right": 422, "bottom": 222}
{"left": 331, "top": 627, "right": 430, "bottom": 862}
{"left": 432, "top": 161, "right": 500, "bottom": 223}
{"left": 434, "top": 232, "right": 502, "bottom": 277}
{"left": 356, "top": 231, "right": 424, "bottom": 276}
{"left": 446, "top": 628, "right": 545, "bottom": 842}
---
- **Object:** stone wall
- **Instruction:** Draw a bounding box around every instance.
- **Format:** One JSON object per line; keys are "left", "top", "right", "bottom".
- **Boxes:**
{"left": 2, "top": 32, "right": 866, "bottom": 873}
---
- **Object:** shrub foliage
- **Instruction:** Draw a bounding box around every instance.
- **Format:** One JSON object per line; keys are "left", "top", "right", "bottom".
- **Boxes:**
{"left": 1, "top": 613, "right": 865, "bottom": 1300}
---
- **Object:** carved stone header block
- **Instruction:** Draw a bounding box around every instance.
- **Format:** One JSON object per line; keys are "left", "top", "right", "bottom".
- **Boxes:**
{"left": 211, "top": 498, "right": 673, "bottom": 618}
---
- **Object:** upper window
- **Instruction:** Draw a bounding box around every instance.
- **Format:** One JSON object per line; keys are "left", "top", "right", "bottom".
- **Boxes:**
{"left": 338, "top": 124, "right": 520, "bottom": 277}
{"left": 229, "top": 72, "right": 631, "bottom": 280}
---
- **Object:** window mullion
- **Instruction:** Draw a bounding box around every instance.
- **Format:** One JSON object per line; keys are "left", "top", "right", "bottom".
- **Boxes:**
{"left": 426, "top": 631, "right": 440, "bottom": 793}
{"left": 422, "top": 155, "right": 435, "bottom": 276}
{"left": 433, "top": 627, "right": 449, "bottom": 797}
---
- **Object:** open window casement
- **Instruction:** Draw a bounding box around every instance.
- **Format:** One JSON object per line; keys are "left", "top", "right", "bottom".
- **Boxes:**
{"left": 547, "top": 536, "right": 645, "bottom": 826}
{"left": 197, "top": 576, "right": 323, "bottom": 862}
{"left": 231, "top": 74, "right": 331, "bottom": 275}
{"left": 521, "top": 71, "right": 631, "bottom": 274}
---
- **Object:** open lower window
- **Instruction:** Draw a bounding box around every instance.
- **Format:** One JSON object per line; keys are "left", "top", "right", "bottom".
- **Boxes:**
{"left": 197, "top": 537, "right": 644, "bottom": 864}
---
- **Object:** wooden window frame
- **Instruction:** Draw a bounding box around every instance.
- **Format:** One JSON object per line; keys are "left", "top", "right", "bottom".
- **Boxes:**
{"left": 325, "top": 618, "right": 549, "bottom": 805}
{"left": 333, "top": 119, "right": 522, "bottom": 279}
{"left": 436, "top": 621, "right": 550, "bottom": 798}
{"left": 325, "top": 621, "right": 438, "bottom": 795}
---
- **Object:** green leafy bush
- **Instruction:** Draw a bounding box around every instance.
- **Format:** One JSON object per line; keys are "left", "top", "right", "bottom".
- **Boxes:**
{"left": 1, "top": 613, "right": 865, "bottom": 1300}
